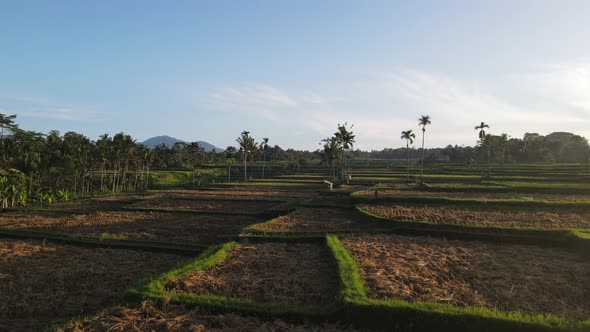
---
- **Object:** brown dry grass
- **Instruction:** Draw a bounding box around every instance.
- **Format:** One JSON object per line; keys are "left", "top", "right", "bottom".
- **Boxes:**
{"left": 361, "top": 203, "right": 590, "bottom": 229}
{"left": 35, "top": 194, "right": 149, "bottom": 212}
{"left": 342, "top": 234, "right": 590, "bottom": 320}
{"left": 128, "top": 197, "right": 280, "bottom": 213}
{"left": 0, "top": 211, "right": 261, "bottom": 244}
{"left": 168, "top": 243, "right": 338, "bottom": 306}
{"left": 253, "top": 208, "right": 383, "bottom": 232}
{"left": 0, "top": 238, "right": 187, "bottom": 331}
{"left": 151, "top": 189, "right": 311, "bottom": 199}
{"left": 0, "top": 211, "right": 165, "bottom": 229}
{"left": 357, "top": 189, "right": 590, "bottom": 202}
{"left": 306, "top": 195, "right": 353, "bottom": 207}
{"left": 60, "top": 301, "right": 368, "bottom": 332}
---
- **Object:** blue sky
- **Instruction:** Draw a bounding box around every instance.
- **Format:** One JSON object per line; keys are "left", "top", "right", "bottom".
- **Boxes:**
{"left": 1, "top": 0, "right": 589, "bottom": 150}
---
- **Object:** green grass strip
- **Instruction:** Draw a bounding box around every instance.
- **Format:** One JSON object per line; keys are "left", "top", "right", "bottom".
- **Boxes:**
{"left": 347, "top": 299, "right": 588, "bottom": 332}
{"left": 128, "top": 242, "right": 236, "bottom": 300}
{"left": 325, "top": 235, "right": 367, "bottom": 302}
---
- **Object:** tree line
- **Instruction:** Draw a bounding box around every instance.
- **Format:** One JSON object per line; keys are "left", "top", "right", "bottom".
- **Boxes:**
{"left": 1, "top": 112, "right": 587, "bottom": 206}
{"left": 0, "top": 114, "right": 317, "bottom": 206}
{"left": 369, "top": 122, "right": 590, "bottom": 165}
{"left": 0, "top": 114, "right": 157, "bottom": 206}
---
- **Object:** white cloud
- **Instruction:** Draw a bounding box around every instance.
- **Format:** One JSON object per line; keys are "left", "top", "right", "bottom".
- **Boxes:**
{"left": 0, "top": 95, "right": 101, "bottom": 121}
{"left": 200, "top": 66, "right": 590, "bottom": 149}
{"left": 207, "top": 83, "right": 298, "bottom": 120}
{"left": 512, "top": 62, "right": 590, "bottom": 116}
{"left": 19, "top": 108, "right": 100, "bottom": 121}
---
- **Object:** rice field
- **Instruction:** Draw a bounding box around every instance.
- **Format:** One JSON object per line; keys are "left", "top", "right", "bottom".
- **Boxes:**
{"left": 252, "top": 207, "right": 384, "bottom": 232}
{"left": 355, "top": 189, "right": 590, "bottom": 203}
{"left": 0, "top": 210, "right": 261, "bottom": 244}
{"left": 0, "top": 238, "right": 187, "bottom": 330}
{"left": 359, "top": 203, "right": 590, "bottom": 229}
{"left": 341, "top": 234, "right": 590, "bottom": 320}
{"left": 1, "top": 162, "right": 589, "bottom": 331}
{"left": 167, "top": 242, "right": 339, "bottom": 306}
{"left": 59, "top": 301, "right": 368, "bottom": 332}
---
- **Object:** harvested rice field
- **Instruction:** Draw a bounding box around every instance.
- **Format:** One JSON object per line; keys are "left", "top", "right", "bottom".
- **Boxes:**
{"left": 59, "top": 301, "right": 369, "bottom": 332}
{"left": 150, "top": 189, "right": 314, "bottom": 200}
{"left": 360, "top": 203, "right": 590, "bottom": 229}
{"left": 304, "top": 194, "right": 353, "bottom": 207}
{"left": 341, "top": 234, "right": 590, "bottom": 320}
{"left": 0, "top": 238, "right": 187, "bottom": 331}
{"left": 167, "top": 242, "right": 339, "bottom": 306}
{"left": 252, "top": 207, "right": 385, "bottom": 232}
{"left": 355, "top": 189, "right": 590, "bottom": 203}
{"left": 0, "top": 211, "right": 261, "bottom": 244}
{"left": 4, "top": 162, "right": 590, "bottom": 332}
{"left": 34, "top": 194, "right": 149, "bottom": 212}
{"left": 127, "top": 196, "right": 282, "bottom": 213}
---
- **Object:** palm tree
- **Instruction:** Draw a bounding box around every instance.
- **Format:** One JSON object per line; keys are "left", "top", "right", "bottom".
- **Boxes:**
{"left": 261, "top": 137, "right": 269, "bottom": 179}
{"left": 334, "top": 123, "right": 355, "bottom": 181}
{"left": 0, "top": 113, "right": 18, "bottom": 163}
{"left": 96, "top": 134, "right": 110, "bottom": 193}
{"left": 499, "top": 133, "right": 509, "bottom": 162}
{"left": 400, "top": 130, "right": 416, "bottom": 181}
{"left": 418, "top": 115, "right": 431, "bottom": 181}
{"left": 320, "top": 137, "right": 340, "bottom": 181}
{"left": 236, "top": 131, "right": 257, "bottom": 181}
{"left": 474, "top": 122, "right": 490, "bottom": 173}
{"left": 475, "top": 122, "right": 489, "bottom": 142}
{"left": 224, "top": 146, "right": 237, "bottom": 182}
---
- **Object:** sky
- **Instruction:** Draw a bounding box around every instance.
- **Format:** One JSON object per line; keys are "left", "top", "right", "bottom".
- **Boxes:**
{"left": 1, "top": 0, "right": 589, "bottom": 151}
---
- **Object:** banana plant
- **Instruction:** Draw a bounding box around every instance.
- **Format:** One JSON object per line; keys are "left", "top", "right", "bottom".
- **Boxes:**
{"left": 0, "top": 177, "right": 8, "bottom": 208}
{"left": 57, "top": 189, "right": 70, "bottom": 201}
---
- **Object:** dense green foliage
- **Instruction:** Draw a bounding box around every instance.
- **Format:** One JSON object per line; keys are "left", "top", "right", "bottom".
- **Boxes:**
{"left": 2, "top": 112, "right": 587, "bottom": 207}
{"left": 319, "top": 123, "right": 356, "bottom": 181}
{"left": 368, "top": 132, "right": 590, "bottom": 164}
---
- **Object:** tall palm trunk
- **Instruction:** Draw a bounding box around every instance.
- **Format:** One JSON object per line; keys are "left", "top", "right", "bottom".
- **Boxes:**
{"left": 420, "top": 128, "right": 425, "bottom": 180}
{"left": 145, "top": 166, "right": 150, "bottom": 189}
{"left": 262, "top": 153, "right": 266, "bottom": 179}
{"left": 243, "top": 152, "right": 247, "bottom": 181}
{"left": 100, "top": 161, "right": 105, "bottom": 193}
{"left": 331, "top": 162, "right": 335, "bottom": 181}
{"left": 487, "top": 144, "right": 491, "bottom": 175}
{"left": 406, "top": 141, "right": 410, "bottom": 181}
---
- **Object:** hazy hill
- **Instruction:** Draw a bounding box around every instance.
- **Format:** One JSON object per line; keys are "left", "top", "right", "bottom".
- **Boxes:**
{"left": 141, "top": 135, "right": 222, "bottom": 152}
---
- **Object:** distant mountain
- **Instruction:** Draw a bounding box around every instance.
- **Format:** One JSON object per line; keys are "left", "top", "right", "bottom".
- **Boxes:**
{"left": 142, "top": 135, "right": 183, "bottom": 149}
{"left": 141, "top": 135, "right": 223, "bottom": 152}
{"left": 194, "top": 140, "right": 223, "bottom": 153}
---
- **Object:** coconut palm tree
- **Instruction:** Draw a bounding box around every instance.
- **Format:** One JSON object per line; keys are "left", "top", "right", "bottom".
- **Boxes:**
{"left": 0, "top": 113, "right": 18, "bottom": 163}
{"left": 334, "top": 123, "right": 355, "bottom": 181}
{"left": 499, "top": 133, "right": 509, "bottom": 162}
{"left": 320, "top": 136, "right": 340, "bottom": 181}
{"left": 96, "top": 134, "right": 111, "bottom": 193}
{"left": 224, "top": 146, "right": 237, "bottom": 182}
{"left": 418, "top": 115, "right": 431, "bottom": 181}
{"left": 475, "top": 122, "right": 489, "bottom": 142}
{"left": 236, "top": 131, "right": 257, "bottom": 181}
{"left": 474, "top": 122, "right": 491, "bottom": 172}
{"left": 401, "top": 130, "right": 416, "bottom": 181}
{"left": 260, "top": 137, "right": 269, "bottom": 179}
